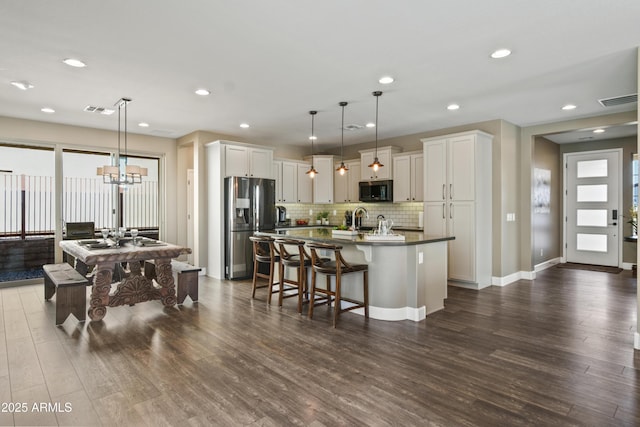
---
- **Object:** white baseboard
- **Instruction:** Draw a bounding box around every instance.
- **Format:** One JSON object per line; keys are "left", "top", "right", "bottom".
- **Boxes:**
{"left": 492, "top": 271, "right": 522, "bottom": 287}
{"left": 535, "top": 257, "right": 561, "bottom": 272}
{"left": 350, "top": 305, "right": 427, "bottom": 322}
{"left": 448, "top": 281, "right": 491, "bottom": 290}
{"left": 635, "top": 332, "right": 640, "bottom": 350}
{"left": 621, "top": 262, "right": 633, "bottom": 271}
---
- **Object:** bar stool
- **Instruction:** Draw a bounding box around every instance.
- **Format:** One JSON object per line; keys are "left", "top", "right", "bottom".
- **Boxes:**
{"left": 249, "top": 236, "right": 280, "bottom": 303}
{"left": 275, "top": 238, "right": 310, "bottom": 313}
{"left": 307, "top": 242, "right": 369, "bottom": 328}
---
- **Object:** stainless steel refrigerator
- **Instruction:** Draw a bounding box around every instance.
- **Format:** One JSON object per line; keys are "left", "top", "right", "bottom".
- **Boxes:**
{"left": 224, "top": 176, "right": 276, "bottom": 279}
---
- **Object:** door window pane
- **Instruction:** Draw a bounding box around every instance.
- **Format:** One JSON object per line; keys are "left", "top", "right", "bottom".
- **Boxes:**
{"left": 577, "top": 185, "right": 607, "bottom": 202}
{"left": 576, "top": 209, "right": 607, "bottom": 227}
{"left": 577, "top": 159, "right": 607, "bottom": 178}
{"left": 576, "top": 233, "right": 607, "bottom": 252}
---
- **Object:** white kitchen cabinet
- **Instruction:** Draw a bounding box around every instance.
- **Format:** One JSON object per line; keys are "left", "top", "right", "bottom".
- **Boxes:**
{"left": 312, "top": 155, "right": 334, "bottom": 204}
{"left": 296, "top": 163, "right": 313, "bottom": 203}
{"left": 274, "top": 160, "right": 308, "bottom": 204}
{"left": 281, "top": 162, "right": 297, "bottom": 203}
{"left": 393, "top": 152, "right": 423, "bottom": 202}
{"left": 273, "top": 160, "right": 282, "bottom": 202}
{"left": 421, "top": 130, "right": 493, "bottom": 288}
{"left": 334, "top": 160, "right": 361, "bottom": 203}
{"left": 225, "top": 145, "right": 273, "bottom": 178}
{"left": 359, "top": 146, "right": 401, "bottom": 181}
{"left": 273, "top": 160, "right": 298, "bottom": 203}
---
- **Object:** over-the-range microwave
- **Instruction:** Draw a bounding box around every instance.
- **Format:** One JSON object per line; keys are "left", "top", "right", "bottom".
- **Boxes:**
{"left": 359, "top": 180, "right": 393, "bottom": 202}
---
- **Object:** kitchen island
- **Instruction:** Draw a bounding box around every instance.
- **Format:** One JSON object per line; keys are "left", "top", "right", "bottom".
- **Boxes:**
{"left": 258, "top": 228, "right": 454, "bottom": 322}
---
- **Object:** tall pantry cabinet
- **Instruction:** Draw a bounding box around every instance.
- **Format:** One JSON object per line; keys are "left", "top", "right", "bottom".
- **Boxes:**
{"left": 421, "top": 130, "right": 493, "bottom": 289}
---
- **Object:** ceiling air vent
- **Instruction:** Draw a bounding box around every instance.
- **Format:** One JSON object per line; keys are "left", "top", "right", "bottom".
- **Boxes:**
{"left": 344, "top": 124, "right": 364, "bottom": 131}
{"left": 84, "top": 105, "right": 115, "bottom": 115}
{"left": 598, "top": 93, "right": 637, "bottom": 107}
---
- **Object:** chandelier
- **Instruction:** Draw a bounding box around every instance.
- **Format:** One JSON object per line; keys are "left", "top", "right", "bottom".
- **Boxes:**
{"left": 97, "top": 97, "right": 147, "bottom": 186}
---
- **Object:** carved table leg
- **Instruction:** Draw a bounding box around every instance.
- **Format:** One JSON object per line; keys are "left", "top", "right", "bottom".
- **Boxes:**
{"left": 88, "top": 262, "right": 113, "bottom": 321}
{"left": 129, "top": 260, "right": 142, "bottom": 276}
{"left": 155, "top": 258, "right": 176, "bottom": 307}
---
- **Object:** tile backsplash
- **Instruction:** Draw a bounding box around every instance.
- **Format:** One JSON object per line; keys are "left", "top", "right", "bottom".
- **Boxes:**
{"left": 279, "top": 202, "right": 424, "bottom": 229}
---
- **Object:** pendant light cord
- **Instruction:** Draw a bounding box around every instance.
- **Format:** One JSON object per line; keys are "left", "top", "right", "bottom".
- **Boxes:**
{"left": 374, "top": 91, "right": 382, "bottom": 158}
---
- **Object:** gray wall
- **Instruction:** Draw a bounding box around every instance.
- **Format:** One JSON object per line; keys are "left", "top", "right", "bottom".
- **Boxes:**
{"left": 533, "top": 137, "right": 562, "bottom": 265}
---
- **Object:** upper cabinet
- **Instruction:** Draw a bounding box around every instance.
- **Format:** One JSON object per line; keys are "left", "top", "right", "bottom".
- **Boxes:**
{"left": 274, "top": 160, "right": 310, "bottom": 204}
{"left": 225, "top": 144, "right": 273, "bottom": 178}
{"left": 359, "top": 146, "right": 401, "bottom": 181}
{"left": 393, "top": 152, "right": 423, "bottom": 202}
{"left": 296, "top": 163, "right": 313, "bottom": 203}
{"left": 311, "top": 155, "right": 334, "bottom": 204}
{"left": 334, "top": 160, "right": 361, "bottom": 203}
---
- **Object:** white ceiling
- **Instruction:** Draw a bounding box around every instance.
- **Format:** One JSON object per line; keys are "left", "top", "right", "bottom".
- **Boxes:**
{"left": 0, "top": 0, "right": 638, "bottom": 150}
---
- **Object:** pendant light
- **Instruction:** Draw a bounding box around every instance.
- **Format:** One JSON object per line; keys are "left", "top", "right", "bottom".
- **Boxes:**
{"left": 306, "top": 110, "right": 318, "bottom": 178}
{"left": 368, "top": 91, "right": 384, "bottom": 172}
{"left": 97, "top": 97, "right": 148, "bottom": 187}
{"left": 336, "top": 101, "right": 349, "bottom": 176}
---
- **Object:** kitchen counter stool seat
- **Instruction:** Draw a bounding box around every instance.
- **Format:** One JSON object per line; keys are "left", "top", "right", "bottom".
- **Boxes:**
{"left": 307, "top": 242, "right": 369, "bottom": 327}
{"left": 249, "top": 235, "right": 280, "bottom": 304}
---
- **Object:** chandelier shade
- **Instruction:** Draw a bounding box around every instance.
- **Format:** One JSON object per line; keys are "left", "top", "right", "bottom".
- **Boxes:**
{"left": 97, "top": 97, "right": 148, "bottom": 186}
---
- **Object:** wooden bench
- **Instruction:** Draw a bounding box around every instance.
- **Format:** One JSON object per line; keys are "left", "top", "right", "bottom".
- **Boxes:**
{"left": 43, "top": 263, "right": 89, "bottom": 325}
{"left": 144, "top": 260, "right": 201, "bottom": 304}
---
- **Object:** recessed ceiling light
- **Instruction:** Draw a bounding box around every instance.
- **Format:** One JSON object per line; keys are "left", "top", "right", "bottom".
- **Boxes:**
{"left": 309, "top": 136, "right": 317, "bottom": 141}
{"left": 10, "top": 81, "right": 34, "bottom": 90}
{"left": 63, "top": 58, "right": 86, "bottom": 68}
{"left": 447, "top": 104, "right": 460, "bottom": 110}
{"left": 138, "top": 122, "right": 150, "bottom": 128}
{"left": 593, "top": 129, "right": 605, "bottom": 134}
{"left": 562, "top": 104, "right": 577, "bottom": 110}
{"left": 195, "top": 88, "right": 210, "bottom": 96}
{"left": 240, "top": 123, "right": 250, "bottom": 128}
{"left": 365, "top": 122, "right": 375, "bottom": 128}
{"left": 379, "top": 76, "right": 394, "bottom": 84}
{"left": 490, "top": 49, "right": 511, "bottom": 59}
{"left": 41, "top": 107, "right": 55, "bottom": 114}
{"left": 101, "top": 109, "right": 115, "bottom": 115}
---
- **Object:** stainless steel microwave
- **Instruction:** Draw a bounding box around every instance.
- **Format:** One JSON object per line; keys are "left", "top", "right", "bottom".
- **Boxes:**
{"left": 359, "top": 180, "right": 393, "bottom": 202}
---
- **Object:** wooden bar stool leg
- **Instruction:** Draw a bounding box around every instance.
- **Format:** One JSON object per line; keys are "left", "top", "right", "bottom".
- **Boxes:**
{"left": 278, "top": 259, "right": 285, "bottom": 307}
{"left": 309, "top": 269, "right": 317, "bottom": 319}
{"left": 251, "top": 256, "right": 259, "bottom": 298}
{"left": 333, "top": 273, "right": 341, "bottom": 328}
{"left": 267, "top": 259, "right": 274, "bottom": 304}
{"left": 364, "top": 271, "right": 369, "bottom": 319}
{"left": 297, "top": 262, "right": 304, "bottom": 314}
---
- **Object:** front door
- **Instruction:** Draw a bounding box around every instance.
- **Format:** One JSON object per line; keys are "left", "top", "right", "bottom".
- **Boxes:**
{"left": 565, "top": 149, "right": 621, "bottom": 266}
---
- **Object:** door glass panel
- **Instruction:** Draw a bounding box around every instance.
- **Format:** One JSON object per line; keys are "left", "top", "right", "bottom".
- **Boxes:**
{"left": 576, "top": 209, "right": 607, "bottom": 227}
{"left": 577, "top": 159, "right": 607, "bottom": 178}
{"left": 577, "top": 185, "right": 607, "bottom": 202}
{"left": 576, "top": 233, "right": 607, "bottom": 252}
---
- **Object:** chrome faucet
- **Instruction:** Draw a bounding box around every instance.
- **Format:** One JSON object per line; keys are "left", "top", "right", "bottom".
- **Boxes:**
{"left": 352, "top": 206, "right": 369, "bottom": 230}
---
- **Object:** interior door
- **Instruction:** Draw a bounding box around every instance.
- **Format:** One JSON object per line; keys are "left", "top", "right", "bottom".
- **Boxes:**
{"left": 565, "top": 150, "right": 621, "bottom": 266}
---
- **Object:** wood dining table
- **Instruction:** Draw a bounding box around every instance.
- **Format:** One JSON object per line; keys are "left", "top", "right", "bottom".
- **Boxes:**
{"left": 59, "top": 238, "right": 191, "bottom": 321}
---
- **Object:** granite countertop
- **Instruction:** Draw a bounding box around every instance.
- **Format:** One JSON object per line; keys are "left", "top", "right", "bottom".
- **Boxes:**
{"left": 259, "top": 227, "right": 452, "bottom": 246}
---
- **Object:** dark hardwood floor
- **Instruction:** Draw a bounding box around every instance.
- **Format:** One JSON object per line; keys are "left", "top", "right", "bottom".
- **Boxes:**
{"left": 0, "top": 266, "right": 638, "bottom": 426}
